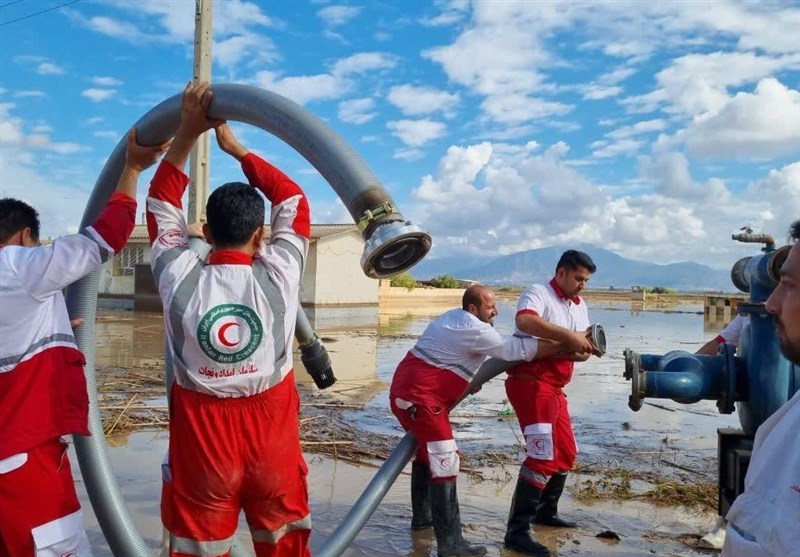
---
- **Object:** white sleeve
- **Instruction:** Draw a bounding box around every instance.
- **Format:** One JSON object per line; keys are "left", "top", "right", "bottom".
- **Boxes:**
{"left": 471, "top": 325, "right": 539, "bottom": 362}
{"left": 720, "top": 314, "right": 748, "bottom": 346}
{"left": 517, "top": 286, "right": 547, "bottom": 316}
{"left": 256, "top": 195, "right": 310, "bottom": 284}
{"left": 9, "top": 232, "right": 109, "bottom": 300}
{"left": 146, "top": 197, "right": 201, "bottom": 300}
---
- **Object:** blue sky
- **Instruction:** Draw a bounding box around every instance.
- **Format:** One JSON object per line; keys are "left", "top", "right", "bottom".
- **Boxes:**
{"left": 1, "top": 0, "right": 798, "bottom": 269}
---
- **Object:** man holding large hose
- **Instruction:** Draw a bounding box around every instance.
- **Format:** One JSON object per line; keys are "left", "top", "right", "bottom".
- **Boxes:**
{"left": 390, "top": 284, "right": 563, "bottom": 557}
{"left": 148, "top": 82, "right": 312, "bottom": 557}
{"left": 504, "top": 250, "right": 600, "bottom": 557}
{"left": 0, "top": 132, "right": 170, "bottom": 557}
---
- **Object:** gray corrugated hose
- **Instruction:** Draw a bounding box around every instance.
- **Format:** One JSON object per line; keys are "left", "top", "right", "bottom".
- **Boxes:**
{"left": 314, "top": 356, "right": 518, "bottom": 557}
{"left": 65, "top": 84, "right": 432, "bottom": 557}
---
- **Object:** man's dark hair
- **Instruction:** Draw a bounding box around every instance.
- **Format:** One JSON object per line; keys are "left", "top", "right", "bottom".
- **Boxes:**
{"left": 0, "top": 198, "right": 40, "bottom": 243}
{"left": 205, "top": 183, "right": 265, "bottom": 248}
{"left": 791, "top": 220, "right": 799, "bottom": 242}
{"left": 556, "top": 249, "right": 596, "bottom": 274}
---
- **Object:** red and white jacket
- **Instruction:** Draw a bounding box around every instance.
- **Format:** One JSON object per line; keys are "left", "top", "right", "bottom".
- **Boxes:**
{"left": 146, "top": 154, "right": 310, "bottom": 398}
{"left": 0, "top": 193, "right": 136, "bottom": 461}
{"left": 390, "top": 308, "right": 539, "bottom": 409}
{"left": 509, "top": 278, "right": 590, "bottom": 388}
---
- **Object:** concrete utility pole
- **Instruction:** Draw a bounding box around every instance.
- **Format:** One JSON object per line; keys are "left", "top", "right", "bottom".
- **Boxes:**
{"left": 188, "top": 0, "right": 213, "bottom": 224}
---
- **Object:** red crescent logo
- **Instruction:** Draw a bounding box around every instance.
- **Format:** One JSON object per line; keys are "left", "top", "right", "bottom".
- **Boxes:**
{"left": 533, "top": 439, "right": 545, "bottom": 450}
{"left": 217, "top": 322, "right": 240, "bottom": 347}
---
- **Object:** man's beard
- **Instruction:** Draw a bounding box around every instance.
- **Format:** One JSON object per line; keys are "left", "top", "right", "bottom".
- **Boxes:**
{"left": 776, "top": 316, "right": 800, "bottom": 365}
{"left": 778, "top": 337, "right": 800, "bottom": 365}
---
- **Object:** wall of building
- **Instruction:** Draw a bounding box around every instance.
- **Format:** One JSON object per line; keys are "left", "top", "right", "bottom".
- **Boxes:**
{"left": 311, "top": 232, "right": 378, "bottom": 305}
{"left": 99, "top": 243, "right": 150, "bottom": 297}
{"left": 102, "top": 233, "right": 376, "bottom": 307}
{"left": 299, "top": 240, "right": 318, "bottom": 306}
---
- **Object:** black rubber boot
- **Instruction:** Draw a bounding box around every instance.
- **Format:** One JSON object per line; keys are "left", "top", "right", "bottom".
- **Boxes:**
{"left": 534, "top": 473, "right": 577, "bottom": 528}
{"left": 503, "top": 476, "right": 551, "bottom": 557}
{"left": 411, "top": 461, "right": 433, "bottom": 530}
{"left": 430, "top": 481, "right": 487, "bottom": 557}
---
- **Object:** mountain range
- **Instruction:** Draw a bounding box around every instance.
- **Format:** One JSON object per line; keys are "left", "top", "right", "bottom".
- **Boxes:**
{"left": 409, "top": 244, "right": 736, "bottom": 292}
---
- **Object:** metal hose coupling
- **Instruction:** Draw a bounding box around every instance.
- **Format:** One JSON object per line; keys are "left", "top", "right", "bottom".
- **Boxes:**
{"left": 590, "top": 323, "right": 607, "bottom": 356}
{"left": 358, "top": 202, "right": 431, "bottom": 279}
{"left": 299, "top": 336, "right": 336, "bottom": 389}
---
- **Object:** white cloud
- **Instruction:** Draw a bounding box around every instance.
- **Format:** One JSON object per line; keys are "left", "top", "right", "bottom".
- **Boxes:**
{"left": 592, "top": 139, "right": 644, "bottom": 158}
{"left": 394, "top": 148, "right": 426, "bottom": 161}
{"left": 69, "top": 0, "right": 274, "bottom": 69}
{"left": 253, "top": 71, "right": 346, "bottom": 105}
{"left": 81, "top": 15, "right": 144, "bottom": 41}
{"left": 252, "top": 52, "right": 395, "bottom": 105}
{"left": 421, "top": 3, "right": 577, "bottom": 124}
{"left": 215, "top": 33, "right": 277, "bottom": 69}
{"left": 317, "top": 5, "right": 362, "bottom": 27}
{"left": 332, "top": 52, "right": 397, "bottom": 75}
{"left": 0, "top": 149, "right": 93, "bottom": 239}
{"left": 94, "top": 131, "right": 120, "bottom": 140}
{"left": 607, "top": 119, "right": 668, "bottom": 140}
{"left": 480, "top": 94, "right": 572, "bottom": 124}
{"left": 387, "top": 84, "right": 460, "bottom": 116}
{"left": 388, "top": 119, "right": 447, "bottom": 147}
{"left": 420, "top": 0, "right": 470, "bottom": 26}
{"left": 683, "top": 78, "right": 800, "bottom": 159}
{"left": 654, "top": 51, "right": 800, "bottom": 116}
{"left": 581, "top": 85, "right": 622, "bottom": 100}
{"left": 91, "top": 76, "right": 123, "bottom": 87}
{"left": 82, "top": 88, "right": 117, "bottom": 102}
{"left": 640, "top": 151, "right": 729, "bottom": 200}
{"left": 338, "top": 98, "right": 376, "bottom": 124}
{"left": 14, "top": 90, "right": 46, "bottom": 98}
{"left": 50, "top": 143, "right": 87, "bottom": 155}
{"left": 590, "top": 118, "right": 667, "bottom": 153}
{"left": 580, "top": 66, "right": 635, "bottom": 100}
{"left": 405, "top": 137, "right": 797, "bottom": 267}
{"left": 0, "top": 104, "right": 89, "bottom": 156}
{"left": 36, "top": 62, "right": 64, "bottom": 75}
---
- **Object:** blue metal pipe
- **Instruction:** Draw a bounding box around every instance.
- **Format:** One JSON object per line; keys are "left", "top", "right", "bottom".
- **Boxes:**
{"left": 738, "top": 311, "right": 796, "bottom": 435}
{"left": 639, "top": 351, "right": 729, "bottom": 404}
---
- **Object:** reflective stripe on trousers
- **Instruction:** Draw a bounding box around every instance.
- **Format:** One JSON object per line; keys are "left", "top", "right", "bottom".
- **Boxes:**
{"left": 168, "top": 532, "right": 236, "bottom": 556}
{"left": 250, "top": 514, "right": 312, "bottom": 545}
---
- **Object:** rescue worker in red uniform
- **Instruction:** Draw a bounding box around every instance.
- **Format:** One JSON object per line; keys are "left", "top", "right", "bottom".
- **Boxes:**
{"left": 0, "top": 131, "right": 170, "bottom": 557}
{"left": 390, "top": 284, "right": 563, "bottom": 557}
{"left": 503, "top": 250, "right": 600, "bottom": 557}
{"left": 149, "top": 82, "right": 312, "bottom": 557}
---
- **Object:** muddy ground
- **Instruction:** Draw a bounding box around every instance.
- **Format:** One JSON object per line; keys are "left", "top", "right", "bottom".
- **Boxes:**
{"left": 77, "top": 298, "right": 734, "bottom": 556}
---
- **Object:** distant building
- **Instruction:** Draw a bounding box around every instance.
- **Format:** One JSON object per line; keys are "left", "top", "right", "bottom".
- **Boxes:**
{"left": 100, "top": 223, "right": 377, "bottom": 309}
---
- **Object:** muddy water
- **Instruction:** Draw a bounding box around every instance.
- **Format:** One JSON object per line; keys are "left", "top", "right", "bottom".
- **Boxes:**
{"left": 75, "top": 302, "right": 733, "bottom": 556}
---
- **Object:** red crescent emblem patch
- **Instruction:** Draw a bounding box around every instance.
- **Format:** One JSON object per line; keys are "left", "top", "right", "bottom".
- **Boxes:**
{"left": 217, "top": 322, "right": 240, "bottom": 348}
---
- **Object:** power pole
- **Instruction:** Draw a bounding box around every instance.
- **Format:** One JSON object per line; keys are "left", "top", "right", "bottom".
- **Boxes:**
{"left": 188, "top": 0, "right": 213, "bottom": 224}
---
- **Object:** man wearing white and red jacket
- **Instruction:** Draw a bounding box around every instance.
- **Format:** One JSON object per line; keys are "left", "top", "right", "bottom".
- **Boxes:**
{"left": 0, "top": 131, "right": 170, "bottom": 557}
{"left": 150, "top": 82, "right": 312, "bottom": 557}
{"left": 390, "top": 284, "right": 561, "bottom": 557}
{"left": 503, "top": 250, "right": 600, "bottom": 557}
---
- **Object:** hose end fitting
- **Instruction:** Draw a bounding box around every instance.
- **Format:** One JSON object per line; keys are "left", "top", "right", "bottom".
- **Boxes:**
{"left": 300, "top": 337, "right": 336, "bottom": 389}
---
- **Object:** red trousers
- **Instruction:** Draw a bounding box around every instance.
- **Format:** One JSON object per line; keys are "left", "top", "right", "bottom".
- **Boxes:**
{"left": 162, "top": 373, "right": 311, "bottom": 557}
{"left": 0, "top": 439, "right": 89, "bottom": 557}
{"left": 505, "top": 377, "right": 577, "bottom": 488}
{"left": 390, "top": 397, "right": 459, "bottom": 481}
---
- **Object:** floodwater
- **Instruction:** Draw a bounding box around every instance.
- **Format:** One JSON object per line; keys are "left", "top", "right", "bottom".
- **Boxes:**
{"left": 74, "top": 300, "right": 737, "bottom": 556}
